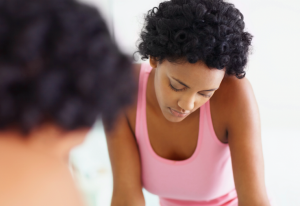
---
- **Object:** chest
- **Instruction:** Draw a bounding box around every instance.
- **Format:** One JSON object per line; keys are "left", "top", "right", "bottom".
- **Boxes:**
{"left": 127, "top": 100, "right": 228, "bottom": 162}
{"left": 146, "top": 107, "right": 200, "bottom": 161}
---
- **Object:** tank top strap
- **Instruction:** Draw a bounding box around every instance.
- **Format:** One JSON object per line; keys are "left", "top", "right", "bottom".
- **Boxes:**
{"left": 202, "top": 99, "right": 228, "bottom": 146}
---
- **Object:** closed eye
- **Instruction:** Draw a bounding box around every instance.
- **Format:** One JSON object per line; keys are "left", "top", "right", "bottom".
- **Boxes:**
{"left": 169, "top": 83, "right": 186, "bottom": 92}
{"left": 198, "top": 93, "right": 211, "bottom": 98}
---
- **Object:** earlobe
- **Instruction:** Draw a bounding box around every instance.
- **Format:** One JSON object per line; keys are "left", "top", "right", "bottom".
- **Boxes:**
{"left": 149, "top": 56, "right": 158, "bottom": 68}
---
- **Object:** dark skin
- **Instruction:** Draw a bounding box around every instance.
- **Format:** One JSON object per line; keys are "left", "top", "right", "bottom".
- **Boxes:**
{"left": 105, "top": 57, "right": 270, "bottom": 206}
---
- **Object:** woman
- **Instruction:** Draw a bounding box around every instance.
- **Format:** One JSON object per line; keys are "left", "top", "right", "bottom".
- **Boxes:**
{"left": 0, "top": 0, "right": 135, "bottom": 205}
{"left": 105, "top": 0, "right": 271, "bottom": 206}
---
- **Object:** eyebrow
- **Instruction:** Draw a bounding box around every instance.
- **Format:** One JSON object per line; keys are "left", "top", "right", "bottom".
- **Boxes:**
{"left": 171, "top": 77, "right": 219, "bottom": 92}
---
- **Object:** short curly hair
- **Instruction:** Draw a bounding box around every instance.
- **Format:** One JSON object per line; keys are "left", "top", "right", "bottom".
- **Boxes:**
{"left": 0, "top": 0, "right": 135, "bottom": 132}
{"left": 138, "top": 0, "right": 253, "bottom": 78}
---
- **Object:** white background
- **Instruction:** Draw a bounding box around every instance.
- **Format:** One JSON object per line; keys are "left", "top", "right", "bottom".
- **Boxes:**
{"left": 71, "top": 0, "right": 300, "bottom": 205}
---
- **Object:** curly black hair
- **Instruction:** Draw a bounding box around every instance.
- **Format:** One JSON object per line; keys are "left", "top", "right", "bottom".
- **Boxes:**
{"left": 0, "top": 0, "right": 135, "bottom": 132}
{"left": 138, "top": 0, "right": 253, "bottom": 78}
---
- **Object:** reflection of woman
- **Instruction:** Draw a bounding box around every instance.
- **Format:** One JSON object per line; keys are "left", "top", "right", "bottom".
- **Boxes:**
{"left": 106, "top": 0, "right": 271, "bottom": 206}
{"left": 0, "top": 0, "right": 135, "bottom": 205}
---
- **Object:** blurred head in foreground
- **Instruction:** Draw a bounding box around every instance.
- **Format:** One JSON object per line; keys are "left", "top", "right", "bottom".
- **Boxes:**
{"left": 0, "top": 0, "right": 135, "bottom": 158}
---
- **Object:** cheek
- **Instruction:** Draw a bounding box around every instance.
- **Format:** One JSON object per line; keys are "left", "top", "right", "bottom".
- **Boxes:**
{"left": 155, "top": 77, "right": 177, "bottom": 106}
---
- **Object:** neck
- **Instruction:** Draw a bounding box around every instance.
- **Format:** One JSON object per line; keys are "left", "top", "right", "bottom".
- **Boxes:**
{"left": 0, "top": 125, "right": 89, "bottom": 163}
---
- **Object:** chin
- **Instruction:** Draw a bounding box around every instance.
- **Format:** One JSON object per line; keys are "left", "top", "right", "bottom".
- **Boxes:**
{"left": 162, "top": 111, "right": 188, "bottom": 123}
{"left": 167, "top": 117, "right": 184, "bottom": 123}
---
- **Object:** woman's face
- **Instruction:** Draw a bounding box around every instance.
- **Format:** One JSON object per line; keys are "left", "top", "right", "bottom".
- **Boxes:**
{"left": 151, "top": 58, "right": 225, "bottom": 122}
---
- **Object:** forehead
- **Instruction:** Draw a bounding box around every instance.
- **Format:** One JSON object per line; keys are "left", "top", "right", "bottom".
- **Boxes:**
{"left": 161, "top": 60, "right": 225, "bottom": 88}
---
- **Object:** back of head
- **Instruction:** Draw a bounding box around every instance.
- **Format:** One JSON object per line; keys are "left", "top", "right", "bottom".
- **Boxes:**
{"left": 0, "top": 0, "right": 135, "bottom": 133}
{"left": 0, "top": 0, "right": 135, "bottom": 205}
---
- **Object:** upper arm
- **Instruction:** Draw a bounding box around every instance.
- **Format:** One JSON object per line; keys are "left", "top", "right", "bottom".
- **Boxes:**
{"left": 223, "top": 77, "right": 270, "bottom": 206}
{"left": 104, "top": 111, "right": 142, "bottom": 189}
{"left": 104, "top": 64, "right": 142, "bottom": 192}
{"left": 104, "top": 112, "right": 145, "bottom": 205}
{"left": 104, "top": 63, "right": 144, "bottom": 205}
{"left": 104, "top": 63, "right": 145, "bottom": 205}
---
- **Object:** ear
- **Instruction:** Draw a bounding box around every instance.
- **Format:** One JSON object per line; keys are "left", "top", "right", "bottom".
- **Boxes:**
{"left": 149, "top": 56, "right": 158, "bottom": 68}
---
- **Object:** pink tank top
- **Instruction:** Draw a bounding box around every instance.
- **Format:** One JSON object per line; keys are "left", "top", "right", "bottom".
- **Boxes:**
{"left": 135, "top": 63, "right": 238, "bottom": 206}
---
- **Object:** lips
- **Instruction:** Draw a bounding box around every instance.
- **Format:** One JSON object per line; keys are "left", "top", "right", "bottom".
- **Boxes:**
{"left": 169, "top": 108, "right": 189, "bottom": 118}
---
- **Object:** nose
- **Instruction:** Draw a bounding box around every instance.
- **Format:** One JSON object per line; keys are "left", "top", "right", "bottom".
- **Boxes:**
{"left": 178, "top": 93, "right": 195, "bottom": 112}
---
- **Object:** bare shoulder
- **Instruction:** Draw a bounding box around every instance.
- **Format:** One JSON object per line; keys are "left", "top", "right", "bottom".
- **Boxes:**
{"left": 211, "top": 74, "right": 259, "bottom": 136}
{"left": 0, "top": 140, "right": 84, "bottom": 206}
{"left": 132, "top": 63, "right": 142, "bottom": 79}
{"left": 219, "top": 75, "right": 253, "bottom": 97}
{"left": 126, "top": 63, "right": 141, "bottom": 110}
{"left": 125, "top": 64, "right": 142, "bottom": 131}
{"left": 214, "top": 75, "right": 256, "bottom": 111}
